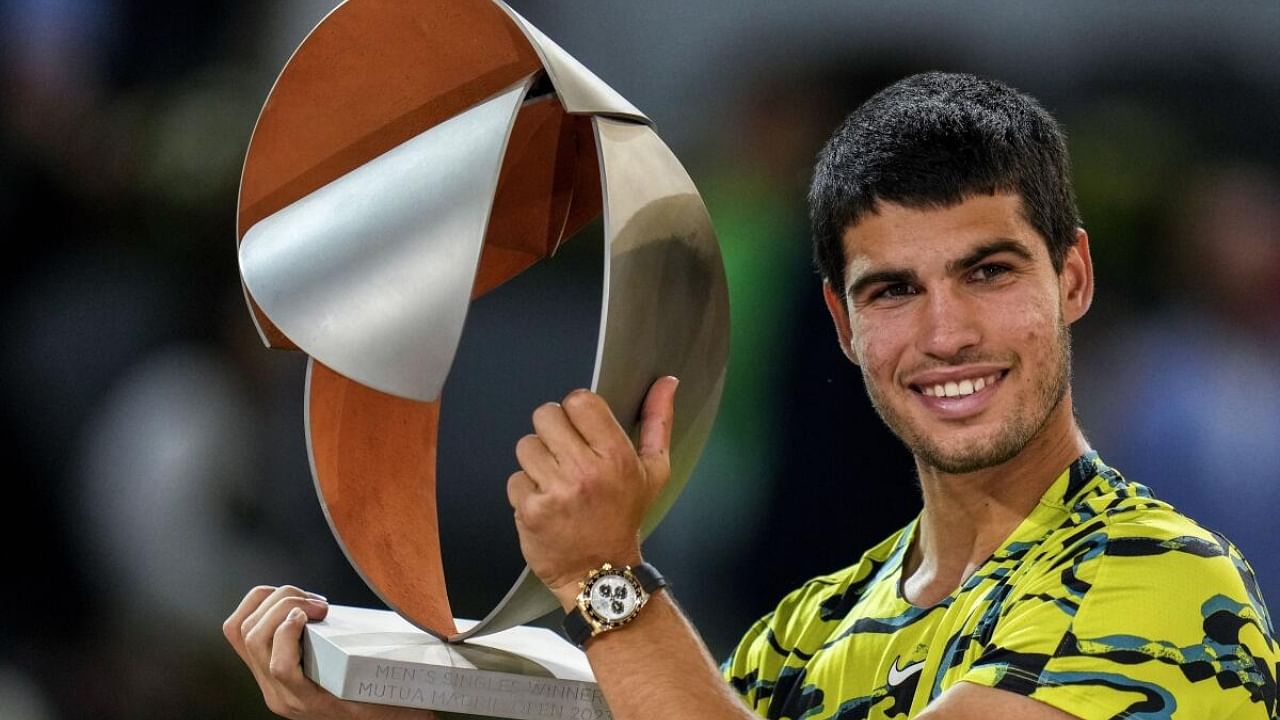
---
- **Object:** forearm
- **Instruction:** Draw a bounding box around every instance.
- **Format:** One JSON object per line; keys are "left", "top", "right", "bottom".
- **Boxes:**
{"left": 581, "top": 592, "right": 756, "bottom": 720}
{"left": 510, "top": 382, "right": 752, "bottom": 717}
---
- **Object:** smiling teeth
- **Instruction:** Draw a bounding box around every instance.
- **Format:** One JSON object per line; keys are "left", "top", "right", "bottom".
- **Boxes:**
{"left": 922, "top": 373, "right": 1000, "bottom": 398}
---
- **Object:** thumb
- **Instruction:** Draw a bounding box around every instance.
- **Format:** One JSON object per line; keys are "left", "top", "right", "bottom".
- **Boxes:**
{"left": 637, "top": 376, "right": 679, "bottom": 463}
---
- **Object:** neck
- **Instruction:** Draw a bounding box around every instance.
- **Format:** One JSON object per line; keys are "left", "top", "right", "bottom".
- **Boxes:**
{"left": 901, "top": 394, "right": 1089, "bottom": 607}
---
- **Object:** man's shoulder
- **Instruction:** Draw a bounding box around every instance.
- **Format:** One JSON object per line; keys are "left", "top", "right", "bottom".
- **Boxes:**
{"left": 1055, "top": 457, "right": 1247, "bottom": 563}
{"left": 744, "top": 522, "right": 915, "bottom": 651}
{"left": 723, "top": 520, "right": 919, "bottom": 697}
{"left": 776, "top": 523, "right": 912, "bottom": 613}
{"left": 1034, "top": 460, "right": 1273, "bottom": 640}
{"left": 964, "top": 458, "right": 1280, "bottom": 720}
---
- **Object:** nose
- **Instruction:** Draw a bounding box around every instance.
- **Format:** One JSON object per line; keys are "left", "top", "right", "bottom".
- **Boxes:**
{"left": 917, "top": 286, "right": 981, "bottom": 360}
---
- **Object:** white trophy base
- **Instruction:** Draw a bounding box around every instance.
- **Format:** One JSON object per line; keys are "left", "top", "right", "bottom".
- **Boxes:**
{"left": 303, "top": 605, "right": 611, "bottom": 720}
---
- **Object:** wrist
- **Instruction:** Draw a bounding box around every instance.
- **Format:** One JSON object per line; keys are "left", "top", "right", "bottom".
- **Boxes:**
{"left": 549, "top": 551, "right": 645, "bottom": 611}
{"left": 551, "top": 583, "right": 580, "bottom": 612}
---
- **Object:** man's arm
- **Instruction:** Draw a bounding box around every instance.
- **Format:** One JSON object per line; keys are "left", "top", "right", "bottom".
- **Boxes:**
{"left": 916, "top": 683, "right": 1080, "bottom": 719}
{"left": 506, "top": 377, "right": 755, "bottom": 719}
{"left": 573, "top": 590, "right": 757, "bottom": 718}
{"left": 221, "top": 377, "right": 754, "bottom": 720}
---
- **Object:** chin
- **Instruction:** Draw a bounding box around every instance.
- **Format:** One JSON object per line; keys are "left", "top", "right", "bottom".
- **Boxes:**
{"left": 907, "top": 394, "right": 1064, "bottom": 475}
{"left": 915, "top": 439, "right": 1024, "bottom": 475}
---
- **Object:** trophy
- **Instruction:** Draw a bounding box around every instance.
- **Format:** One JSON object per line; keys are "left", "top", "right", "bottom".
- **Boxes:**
{"left": 234, "top": 1, "right": 729, "bottom": 717}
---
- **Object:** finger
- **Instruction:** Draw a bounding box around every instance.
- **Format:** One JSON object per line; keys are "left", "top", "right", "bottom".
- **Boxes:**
{"left": 515, "top": 433, "right": 559, "bottom": 482}
{"left": 240, "top": 585, "right": 321, "bottom": 652}
{"left": 560, "top": 389, "right": 629, "bottom": 453}
{"left": 224, "top": 585, "right": 277, "bottom": 660}
{"left": 531, "top": 401, "right": 589, "bottom": 462}
{"left": 268, "top": 607, "right": 314, "bottom": 693}
{"left": 244, "top": 594, "right": 329, "bottom": 678}
{"left": 507, "top": 470, "right": 539, "bottom": 511}
{"left": 638, "top": 376, "right": 679, "bottom": 461}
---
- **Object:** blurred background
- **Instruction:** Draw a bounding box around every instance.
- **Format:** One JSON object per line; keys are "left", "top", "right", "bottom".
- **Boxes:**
{"left": 1, "top": 0, "right": 1277, "bottom": 717}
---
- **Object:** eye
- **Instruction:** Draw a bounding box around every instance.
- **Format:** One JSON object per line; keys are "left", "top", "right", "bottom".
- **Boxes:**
{"left": 969, "top": 263, "right": 1010, "bottom": 282}
{"left": 874, "top": 282, "right": 919, "bottom": 300}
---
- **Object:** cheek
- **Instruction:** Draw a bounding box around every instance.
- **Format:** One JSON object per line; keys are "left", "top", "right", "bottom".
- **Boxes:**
{"left": 851, "top": 320, "right": 901, "bottom": 380}
{"left": 1004, "top": 295, "right": 1060, "bottom": 355}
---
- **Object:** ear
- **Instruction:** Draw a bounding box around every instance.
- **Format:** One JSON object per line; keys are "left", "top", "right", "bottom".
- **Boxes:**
{"left": 1059, "top": 228, "right": 1094, "bottom": 325}
{"left": 822, "top": 280, "right": 859, "bottom": 365}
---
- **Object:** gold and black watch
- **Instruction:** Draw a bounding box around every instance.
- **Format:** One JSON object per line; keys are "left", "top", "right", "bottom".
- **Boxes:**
{"left": 562, "top": 562, "right": 667, "bottom": 648}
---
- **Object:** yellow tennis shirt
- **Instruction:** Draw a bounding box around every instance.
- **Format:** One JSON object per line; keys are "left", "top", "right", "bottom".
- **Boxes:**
{"left": 723, "top": 453, "right": 1278, "bottom": 719}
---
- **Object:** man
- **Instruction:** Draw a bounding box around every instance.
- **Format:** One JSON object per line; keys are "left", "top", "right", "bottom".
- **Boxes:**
{"left": 225, "top": 72, "right": 1279, "bottom": 719}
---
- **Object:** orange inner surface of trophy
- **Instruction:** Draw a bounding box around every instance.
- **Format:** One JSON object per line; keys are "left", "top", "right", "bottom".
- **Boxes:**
{"left": 236, "top": 0, "right": 603, "bottom": 637}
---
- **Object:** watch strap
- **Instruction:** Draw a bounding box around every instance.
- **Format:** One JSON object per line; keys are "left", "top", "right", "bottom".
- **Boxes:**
{"left": 563, "top": 603, "right": 593, "bottom": 647}
{"left": 631, "top": 562, "right": 667, "bottom": 594}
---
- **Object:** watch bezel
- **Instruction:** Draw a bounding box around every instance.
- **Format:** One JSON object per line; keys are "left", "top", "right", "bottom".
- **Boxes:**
{"left": 575, "top": 563, "right": 650, "bottom": 634}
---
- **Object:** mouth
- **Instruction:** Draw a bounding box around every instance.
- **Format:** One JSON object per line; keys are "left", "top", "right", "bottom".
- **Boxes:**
{"left": 906, "top": 369, "right": 1009, "bottom": 420}
{"left": 911, "top": 370, "right": 1006, "bottom": 399}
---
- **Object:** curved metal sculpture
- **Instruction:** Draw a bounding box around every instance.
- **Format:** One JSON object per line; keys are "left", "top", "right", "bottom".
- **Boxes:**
{"left": 235, "top": 0, "right": 729, "bottom": 642}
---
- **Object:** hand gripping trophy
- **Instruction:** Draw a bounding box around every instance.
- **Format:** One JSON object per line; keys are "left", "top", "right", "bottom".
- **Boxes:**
{"left": 234, "top": 0, "right": 728, "bottom": 716}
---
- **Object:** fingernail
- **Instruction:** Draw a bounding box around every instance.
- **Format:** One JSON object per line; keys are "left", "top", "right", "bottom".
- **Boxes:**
{"left": 306, "top": 598, "right": 328, "bottom": 607}
{"left": 288, "top": 607, "right": 306, "bottom": 622}
{"left": 306, "top": 591, "right": 328, "bottom": 602}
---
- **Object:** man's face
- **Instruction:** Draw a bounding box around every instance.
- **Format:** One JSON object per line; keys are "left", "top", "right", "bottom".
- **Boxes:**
{"left": 823, "top": 193, "right": 1092, "bottom": 474}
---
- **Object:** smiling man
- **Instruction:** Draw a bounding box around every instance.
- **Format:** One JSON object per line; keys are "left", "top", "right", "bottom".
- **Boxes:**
{"left": 226, "top": 73, "right": 1278, "bottom": 720}
{"left": 716, "top": 73, "right": 1278, "bottom": 719}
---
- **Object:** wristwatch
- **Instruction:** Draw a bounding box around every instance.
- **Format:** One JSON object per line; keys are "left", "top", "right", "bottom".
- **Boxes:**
{"left": 562, "top": 562, "right": 667, "bottom": 648}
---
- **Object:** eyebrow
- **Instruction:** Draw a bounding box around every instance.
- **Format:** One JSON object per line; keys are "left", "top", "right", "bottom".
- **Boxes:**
{"left": 945, "top": 239, "right": 1035, "bottom": 274}
{"left": 845, "top": 238, "right": 1036, "bottom": 298}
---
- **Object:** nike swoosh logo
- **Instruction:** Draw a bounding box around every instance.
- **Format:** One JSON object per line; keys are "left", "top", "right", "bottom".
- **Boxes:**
{"left": 887, "top": 657, "right": 926, "bottom": 687}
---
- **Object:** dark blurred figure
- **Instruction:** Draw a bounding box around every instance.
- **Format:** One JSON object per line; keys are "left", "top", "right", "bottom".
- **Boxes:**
{"left": 1081, "top": 162, "right": 1280, "bottom": 602}
{"left": 0, "top": 1, "right": 374, "bottom": 717}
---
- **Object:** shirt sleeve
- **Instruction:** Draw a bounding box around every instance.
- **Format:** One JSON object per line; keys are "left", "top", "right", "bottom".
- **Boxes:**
{"left": 722, "top": 612, "right": 780, "bottom": 715}
{"left": 723, "top": 583, "right": 828, "bottom": 718}
{"left": 722, "top": 566, "right": 876, "bottom": 718}
{"left": 960, "top": 520, "right": 1279, "bottom": 720}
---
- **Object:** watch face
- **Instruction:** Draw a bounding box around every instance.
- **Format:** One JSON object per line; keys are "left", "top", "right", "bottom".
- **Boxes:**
{"left": 587, "top": 572, "right": 642, "bottom": 623}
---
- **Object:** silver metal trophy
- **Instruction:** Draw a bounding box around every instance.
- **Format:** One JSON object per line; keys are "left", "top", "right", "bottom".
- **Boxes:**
{"left": 235, "top": 1, "right": 729, "bottom": 717}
